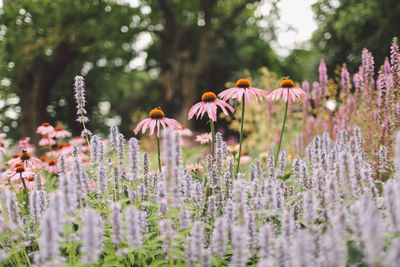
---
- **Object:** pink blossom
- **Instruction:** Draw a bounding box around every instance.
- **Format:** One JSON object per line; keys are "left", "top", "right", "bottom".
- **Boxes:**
{"left": 195, "top": 133, "right": 212, "bottom": 145}
{"left": 186, "top": 163, "right": 204, "bottom": 172}
{"left": 134, "top": 108, "right": 181, "bottom": 137}
{"left": 240, "top": 155, "right": 251, "bottom": 165}
{"left": 267, "top": 79, "right": 307, "bottom": 103}
{"left": 188, "top": 92, "right": 234, "bottom": 122}
{"left": 218, "top": 79, "right": 267, "bottom": 104}
{"left": 43, "top": 159, "right": 58, "bottom": 174}
{"left": 8, "top": 151, "right": 42, "bottom": 169}
{"left": 36, "top": 122, "right": 55, "bottom": 136}
{"left": 0, "top": 133, "right": 6, "bottom": 139}
{"left": 38, "top": 135, "right": 56, "bottom": 147}
{"left": 19, "top": 137, "right": 35, "bottom": 154}
{"left": 52, "top": 126, "right": 72, "bottom": 138}
{"left": 70, "top": 136, "right": 86, "bottom": 145}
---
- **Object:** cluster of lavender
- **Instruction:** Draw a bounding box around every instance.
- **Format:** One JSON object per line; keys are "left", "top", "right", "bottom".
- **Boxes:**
{"left": 2, "top": 127, "right": 400, "bottom": 266}
{"left": 296, "top": 38, "right": 400, "bottom": 164}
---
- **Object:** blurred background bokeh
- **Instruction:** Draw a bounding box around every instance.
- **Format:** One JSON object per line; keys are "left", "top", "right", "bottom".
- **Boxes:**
{"left": 0, "top": 0, "right": 399, "bottom": 145}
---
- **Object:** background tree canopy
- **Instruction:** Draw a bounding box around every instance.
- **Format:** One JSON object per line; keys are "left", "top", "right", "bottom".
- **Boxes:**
{"left": 283, "top": 0, "right": 400, "bottom": 81}
{"left": 0, "top": 0, "right": 399, "bottom": 141}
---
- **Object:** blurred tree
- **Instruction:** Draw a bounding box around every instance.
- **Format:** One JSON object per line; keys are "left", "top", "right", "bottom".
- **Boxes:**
{"left": 0, "top": 0, "right": 282, "bottom": 141}
{"left": 0, "top": 0, "right": 143, "bottom": 140}
{"left": 310, "top": 0, "right": 400, "bottom": 73}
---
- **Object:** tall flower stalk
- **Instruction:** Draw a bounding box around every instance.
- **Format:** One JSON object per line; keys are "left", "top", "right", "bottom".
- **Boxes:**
{"left": 218, "top": 79, "right": 266, "bottom": 176}
{"left": 267, "top": 78, "right": 307, "bottom": 165}
{"left": 74, "top": 76, "right": 91, "bottom": 145}
{"left": 134, "top": 108, "right": 181, "bottom": 172}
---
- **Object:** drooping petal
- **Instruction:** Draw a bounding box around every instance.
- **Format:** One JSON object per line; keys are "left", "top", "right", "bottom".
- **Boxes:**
{"left": 149, "top": 119, "right": 157, "bottom": 136}
{"left": 188, "top": 102, "right": 203, "bottom": 120}
{"left": 134, "top": 118, "right": 150, "bottom": 134}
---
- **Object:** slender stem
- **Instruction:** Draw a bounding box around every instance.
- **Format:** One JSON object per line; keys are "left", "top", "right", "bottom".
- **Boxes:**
{"left": 156, "top": 133, "right": 161, "bottom": 172}
{"left": 210, "top": 119, "right": 215, "bottom": 158}
{"left": 20, "top": 173, "right": 29, "bottom": 198}
{"left": 235, "top": 98, "right": 245, "bottom": 177}
{"left": 80, "top": 115, "right": 91, "bottom": 146}
{"left": 275, "top": 96, "right": 289, "bottom": 166}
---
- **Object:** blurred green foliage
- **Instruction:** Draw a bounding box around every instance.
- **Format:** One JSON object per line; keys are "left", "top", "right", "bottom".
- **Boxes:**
{"left": 282, "top": 0, "right": 400, "bottom": 82}
{"left": 0, "top": 0, "right": 283, "bottom": 141}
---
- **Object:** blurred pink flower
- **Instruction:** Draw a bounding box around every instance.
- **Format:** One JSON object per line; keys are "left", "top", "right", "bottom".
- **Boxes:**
{"left": 19, "top": 137, "right": 35, "bottom": 154}
{"left": 267, "top": 79, "right": 307, "bottom": 103}
{"left": 218, "top": 79, "right": 267, "bottom": 103}
{"left": 36, "top": 122, "right": 55, "bottom": 136}
{"left": 186, "top": 163, "right": 204, "bottom": 172}
{"left": 70, "top": 136, "right": 86, "bottom": 146}
{"left": 195, "top": 133, "right": 212, "bottom": 145}
{"left": 43, "top": 159, "right": 58, "bottom": 173}
{"left": 0, "top": 142, "right": 6, "bottom": 155}
{"left": 188, "top": 92, "right": 234, "bottom": 122}
{"left": 0, "top": 133, "right": 6, "bottom": 139}
{"left": 52, "top": 126, "right": 72, "bottom": 138}
{"left": 240, "top": 155, "right": 251, "bottom": 165}
{"left": 134, "top": 108, "right": 181, "bottom": 137}
{"left": 177, "top": 127, "right": 193, "bottom": 137}
{"left": 8, "top": 150, "right": 42, "bottom": 169}
{"left": 38, "top": 135, "right": 56, "bottom": 147}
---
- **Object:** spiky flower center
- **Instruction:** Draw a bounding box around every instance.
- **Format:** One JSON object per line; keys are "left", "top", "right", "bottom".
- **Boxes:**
{"left": 149, "top": 109, "right": 165, "bottom": 119}
{"left": 27, "top": 176, "right": 35, "bottom": 181}
{"left": 54, "top": 126, "right": 63, "bottom": 131}
{"left": 48, "top": 159, "right": 57, "bottom": 166}
{"left": 20, "top": 150, "right": 31, "bottom": 161}
{"left": 281, "top": 79, "right": 295, "bottom": 88}
{"left": 12, "top": 154, "right": 19, "bottom": 158}
{"left": 15, "top": 163, "right": 25, "bottom": 173}
{"left": 201, "top": 92, "right": 217, "bottom": 103}
{"left": 236, "top": 79, "right": 251, "bottom": 88}
{"left": 41, "top": 122, "right": 50, "bottom": 126}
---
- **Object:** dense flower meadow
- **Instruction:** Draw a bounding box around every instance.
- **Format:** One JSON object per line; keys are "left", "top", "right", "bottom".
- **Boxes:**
{"left": 1, "top": 38, "right": 400, "bottom": 267}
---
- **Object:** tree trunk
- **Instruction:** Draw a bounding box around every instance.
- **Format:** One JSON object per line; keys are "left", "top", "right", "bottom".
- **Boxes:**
{"left": 18, "top": 43, "right": 77, "bottom": 145}
{"left": 159, "top": 31, "right": 210, "bottom": 127}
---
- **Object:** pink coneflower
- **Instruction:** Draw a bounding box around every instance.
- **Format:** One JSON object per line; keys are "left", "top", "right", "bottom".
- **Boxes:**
{"left": 134, "top": 108, "right": 181, "bottom": 172}
{"left": 266, "top": 79, "right": 307, "bottom": 103}
{"left": 38, "top": 135, "right": 56, "bottom": 147}
{"left": 70, "top": 136, "right": 86, "bottom": 146}
{"left": 0, "top": 142, "right": 7, "bottom": 155}
{"left": 19, "top": 137, "right": 35, "bottom": 154}
{"left": 8, "top": 150, "right": 42, "bottom": 169}
{"left": 186, "top": 163, "right": 204, "bottom": 172}
{"left": 195, "top": 133, "right": 212, "bottom": 145}
{"left": 218, "top": 79, "right": 266, "bottom": 103}
{"left": 267, "top": 78, "right": 307, "bottom": 166}
{"left": 44, "top": 159, "right": 58, "bottom": 173}
{"left": 134, "top": 108, "right": 182, "bottom": 137}
{"left": 188, "top": 92, "right": 234, "bottom": 122}
{"left": 177, "top": 126, "right": 193, "bottom": 137}
{"left": 52, "top": 126, "right": 72, "bottom": 138}
{"left": 36, "top": 122, "right": 55, "bottom": 136}
{"left": 189, "top": 92, "right": 234, "bottom": 157}
{"left": 218, "top": 79, "right": 266, "bottom": 177}
{"left": 7, "top": 163, "right": 35, "bottom": 195}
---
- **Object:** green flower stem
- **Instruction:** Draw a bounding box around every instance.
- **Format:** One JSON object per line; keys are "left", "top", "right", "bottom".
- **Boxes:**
{"left": 156, "top": 133, "right": 161, "bottom": 172}
{"left": 275, "top": 95, "right": 289, "bottom": 166}
{"left": 210, "top": 119, "right": 215, "bottom": 158}
{"left": 235, "top": 98, "right": 245, "bottom": 177}
{"left": 80, "top": 116, "right": 91, "bottom": 146}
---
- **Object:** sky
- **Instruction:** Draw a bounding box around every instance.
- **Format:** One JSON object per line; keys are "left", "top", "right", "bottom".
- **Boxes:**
{"left": 264, "top": 0, "right": 318, "bottom": 56}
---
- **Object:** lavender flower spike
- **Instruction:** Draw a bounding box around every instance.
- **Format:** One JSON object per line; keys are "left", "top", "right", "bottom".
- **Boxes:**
{"left": 81, "top": 207, "right": 104, "bottom": 264}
